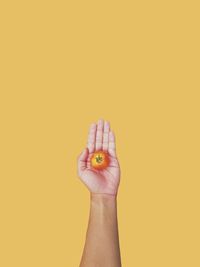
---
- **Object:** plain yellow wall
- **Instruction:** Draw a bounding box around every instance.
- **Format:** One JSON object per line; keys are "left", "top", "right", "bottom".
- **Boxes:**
{"left": 0, "top": 1, "right": 199, "bottom": 266}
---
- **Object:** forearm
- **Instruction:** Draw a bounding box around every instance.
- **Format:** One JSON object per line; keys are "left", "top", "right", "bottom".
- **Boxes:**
{"left": 79, "top": 193, "right": 121, "bottom": 267}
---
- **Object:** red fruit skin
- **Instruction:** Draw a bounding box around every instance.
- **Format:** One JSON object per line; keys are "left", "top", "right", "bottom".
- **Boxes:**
{"left": 90, "top": 150, "right": 110, "bottom": 170}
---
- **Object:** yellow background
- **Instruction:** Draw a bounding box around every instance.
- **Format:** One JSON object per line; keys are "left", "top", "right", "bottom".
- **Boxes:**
{"left": 0, "top": 1, "right": 199, "bottom": 266}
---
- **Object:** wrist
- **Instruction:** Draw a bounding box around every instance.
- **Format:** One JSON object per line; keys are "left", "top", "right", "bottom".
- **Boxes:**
{"left": 90, "top": 192, "right": 117, "bottom": 203}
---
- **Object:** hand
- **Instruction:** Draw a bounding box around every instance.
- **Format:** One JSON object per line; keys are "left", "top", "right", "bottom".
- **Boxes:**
{"left": 77, "top": 119, "right": 121, "bottom": 196}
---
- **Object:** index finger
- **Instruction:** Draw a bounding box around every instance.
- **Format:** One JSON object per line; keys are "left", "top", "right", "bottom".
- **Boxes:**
{"left": 87, "top": 123, "right": 97, "bottom": 153}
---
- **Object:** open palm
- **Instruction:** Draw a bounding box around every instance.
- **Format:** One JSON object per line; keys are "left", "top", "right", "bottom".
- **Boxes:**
{"left": 77, "top": 119, "right": 121, "bottom": 196}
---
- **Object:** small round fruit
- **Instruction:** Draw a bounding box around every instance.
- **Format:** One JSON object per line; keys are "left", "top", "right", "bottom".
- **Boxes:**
{"left": 90, "top": 150, "right": 110, "bottom": 170}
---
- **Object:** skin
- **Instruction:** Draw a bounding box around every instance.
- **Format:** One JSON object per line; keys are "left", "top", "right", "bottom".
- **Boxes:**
{"left": 77, "top": 119, "right": 121, "bottom": 267}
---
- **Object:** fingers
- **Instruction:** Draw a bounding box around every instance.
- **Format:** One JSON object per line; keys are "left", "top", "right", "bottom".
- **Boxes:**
{"left": 87, "top": 119, "right": 117, "bottom": 157}
{"left": 87, "top": 123, "right": 97, "bottom": 153}
{"left": 108, "top": 131, "right": 117, "bottom": 157}
{"left": 103, "top": 120, "right": 110, "bottom": 152}
{"left": 77, "top": 147, "right": 89, "bottom": 175}
{"left": 95, "top": 119, "right": 104, "bottom": 151}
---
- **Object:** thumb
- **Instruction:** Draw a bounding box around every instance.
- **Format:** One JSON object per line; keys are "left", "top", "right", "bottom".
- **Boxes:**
{"left": 77, "top": 147, "right": 89, "bottom": 174}
{"left": 78, "top": 147, "right": 89, "bottom": 161}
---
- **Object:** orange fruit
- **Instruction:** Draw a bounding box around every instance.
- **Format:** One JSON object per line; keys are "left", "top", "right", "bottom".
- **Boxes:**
{"left": 90, "top": 150, "right": 110, "bottom": 170}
